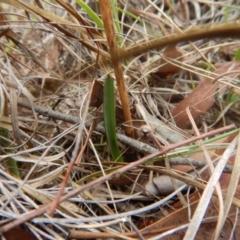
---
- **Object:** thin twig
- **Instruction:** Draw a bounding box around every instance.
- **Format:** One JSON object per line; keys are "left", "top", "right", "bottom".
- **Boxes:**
{"left": 17, "top": 98, "right": 155, "bottom": 153}
{"left": 17, "top": 98, "right": 235, "bottom": 172}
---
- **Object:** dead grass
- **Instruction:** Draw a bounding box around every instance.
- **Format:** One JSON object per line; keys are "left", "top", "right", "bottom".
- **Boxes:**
{"left": 0, "top": 0, "right": 240, "bottom": 239}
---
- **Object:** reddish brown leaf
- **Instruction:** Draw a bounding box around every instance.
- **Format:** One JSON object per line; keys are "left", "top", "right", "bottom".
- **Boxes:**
{"left": 3, "top": 227, "right": 36, "bottom": 240}
{"left": 89, "top": 80, "right": 103, "bottom": 108}
{"left": 151, "top": 44, "right": 184, "bottom": 79}
{"left": 172, "top": 61, "right": 240, "bottom": 128}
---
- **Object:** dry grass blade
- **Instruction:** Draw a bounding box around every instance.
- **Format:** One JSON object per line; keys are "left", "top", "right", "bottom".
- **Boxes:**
{"left": 2, "top": 0, "right": 95, "bottom": 35}
{"left": 185, "top": 107, "right": 224, "bottom": 239}
{"left": 215, "top": 132, "right": 240, "bottom": 239}
{"left": 183, "top": 136, "right": 238, "bottom": 239}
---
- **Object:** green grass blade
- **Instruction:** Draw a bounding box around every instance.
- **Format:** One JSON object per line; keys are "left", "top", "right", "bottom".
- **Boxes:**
{"left": 75, "top": 0, "right": 104, "bottom": 29}
{"left": 0, "top": 127, "right": 20, "bottom": 178}
{"left": 103, "top": 76, "right": 123, "bottom": 162}
{"left": 111, "top": 0, "right": 120, "bottom": 33}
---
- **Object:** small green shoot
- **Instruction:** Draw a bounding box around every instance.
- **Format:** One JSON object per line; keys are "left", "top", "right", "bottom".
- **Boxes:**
{"left": 103, "top": 76, "right": 123, "bottom": 162}
{"left": 234, "top": 47, "right": 240, "bottom": 60}
{"left": 0, "top": 127, "right": 20, "bottom": 178}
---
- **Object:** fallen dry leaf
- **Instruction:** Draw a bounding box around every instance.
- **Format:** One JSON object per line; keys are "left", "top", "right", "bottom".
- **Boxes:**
{"left": 3, "top": 227, "right": 36, "bottom": 240}
{"left": 89, "top": 79, "right": 104, "bottom": 108}
{"left": 141, "top": 186, "right": 240, "bottom": 239}
{"left": 150, "top": 44, "right": 184, "bottom": 79}
{"left": 172, "top": 61, "right": 240, "bottom": 128}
